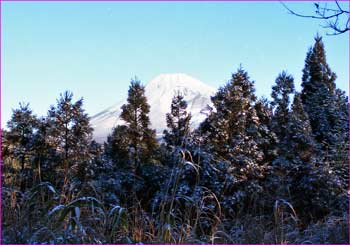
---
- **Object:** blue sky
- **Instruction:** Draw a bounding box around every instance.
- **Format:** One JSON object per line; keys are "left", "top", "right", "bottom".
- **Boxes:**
{"left": 2, "top": 1, "right": 349, "bottom": 126}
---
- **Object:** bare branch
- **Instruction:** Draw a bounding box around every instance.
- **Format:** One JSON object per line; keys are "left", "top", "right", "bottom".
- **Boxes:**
{"left": 281, "top": 1, "right": 350, "bottom": 35}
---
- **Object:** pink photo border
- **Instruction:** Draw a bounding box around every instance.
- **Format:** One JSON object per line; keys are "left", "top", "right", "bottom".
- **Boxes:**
{"left": 0, "top": 0, "right": 349, "bottom": 244}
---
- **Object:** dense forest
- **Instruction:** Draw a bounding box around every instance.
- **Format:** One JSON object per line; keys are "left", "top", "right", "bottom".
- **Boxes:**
{"left": 2, "top": 36, "right": 349, "bottom": 244}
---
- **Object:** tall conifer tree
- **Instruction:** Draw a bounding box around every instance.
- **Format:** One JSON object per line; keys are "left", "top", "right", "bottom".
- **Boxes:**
{"left": 120, "top": 79, "right": 158, "bottom": 169}
{"left": 301, "top": 35, "right": 337, "bottom": 146}
{"left": 301, "top": 35, "right": 349, "bottom": 184}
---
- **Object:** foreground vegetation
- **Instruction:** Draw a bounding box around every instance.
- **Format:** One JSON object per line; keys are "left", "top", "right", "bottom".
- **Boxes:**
{"left": 2, "top": 36, "right": 349, "bottom": 244}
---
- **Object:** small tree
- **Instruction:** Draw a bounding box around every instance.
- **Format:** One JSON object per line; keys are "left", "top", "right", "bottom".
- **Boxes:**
{"left": 31, "top": 117, "right": 53, "bottom": 183}
{"left": 163, "top": 92, "right": 191, "bottom": 149}
{"left": 47, "top": 91, "right": 93, "bottom": 198}
{"left": 285, "top": 93, "right": 317, "bottom": 162}
{"left": 254, "top": 98, "right": 278, "bottom": 164}
{"left": 105, "top": 125, "right": 130, "bottom": 168}
{"left": 5, "top": 103, "right": 38, "bottom": 191}
{"left": 271, "top": 71, "right": 295, "bottom": 140}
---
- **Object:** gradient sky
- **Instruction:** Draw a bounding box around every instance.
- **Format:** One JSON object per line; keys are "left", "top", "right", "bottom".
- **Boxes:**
{"left": 2, "top": 1, "right": 349, "bottom": 126}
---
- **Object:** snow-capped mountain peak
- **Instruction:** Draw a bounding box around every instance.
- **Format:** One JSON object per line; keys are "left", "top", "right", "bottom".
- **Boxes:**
{"left": 146, "top": 73, "right": 214, "bottom": 97}
{"left": 91, "top": 73, "right": 215, "bottom": 143}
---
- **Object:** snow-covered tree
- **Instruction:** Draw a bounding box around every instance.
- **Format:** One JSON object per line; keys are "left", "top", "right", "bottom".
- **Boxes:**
{"left": 285, "top": 93, "right": 317, "bottom": 161}
{"left": 301, "top": 35, "right": 337, "bottom": 146}
{"left": 199, "top": 68, "right": 271, "bottom": 216}
{"left": 269, "top": 93, "right": 345, "bottom": 222}
{"left": 202, "top": 69, "right": 248, "bottom": 153}
{"left": 301, "top": 35, "right": 348, "bottom": 186}
{"left": 329, "top": 88, "right": 349, "bottom": 188}
{"left": 201, "top": 67, "right": 260, "bottom": 161}
{"left": 254, "top": 98, "right": 278, "bottom": 164}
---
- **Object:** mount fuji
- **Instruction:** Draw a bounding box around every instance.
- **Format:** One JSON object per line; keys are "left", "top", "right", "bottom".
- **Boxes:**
{"left": 91, "top": 73, "right": 216, "bottom": 143}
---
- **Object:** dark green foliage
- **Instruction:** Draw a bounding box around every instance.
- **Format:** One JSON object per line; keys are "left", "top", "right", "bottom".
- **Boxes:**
{"left": 201, "top": 68, "right": 257, "bottom": 158}
{"left": 88, "top": 140, "right": 104, "bottom": 173}
{"left": 105, "top": 125, "right": 130, "bottom": 168}
{"left": 199, "top": 68, "right": 275, "bottom": 217}
{"left": 271, "top": 71, "right": 295, "bottom": 140}
{"left": 301, "top": 35, "right": 338, "bottom": 146}
{"left": 273, "top": 93, "right": 317, "bottom": 162}
{"left": 5, "top": 103, "right": 39, "bottom": 190}
{"left": 45, "top": 91, "right": 93, "bottom": 195}
{"left": 120, "top": 79, "right": 158, "bottom": 169}
{"left": 163, "top": 93, "right": 191, "bottom": 149}
{"left": 47, "top": 91, "right": 93, "bottom": 165}
{"left": 269, "top": 93, "right": 317, "bottom": 198}
{"left": 301, "top": 35, "right": 349, "bottom": 188}
{"left": 31, "top": 117, "right": 57, "bottom": 183}
{"left": 330, "top": 88, "right": 349, "bottom": 188}
{"left": 254, "top": 98, "right": 278, "bottom": 163}
{"left": 269, "top": 93, "right": 345, "bottom": 223}
{"left": 6, "top": 103, "right": 38, "bottom": 155}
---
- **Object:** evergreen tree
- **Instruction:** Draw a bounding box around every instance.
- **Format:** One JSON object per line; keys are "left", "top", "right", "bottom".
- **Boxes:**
{"left": 47, "top": 91, "right": 93, "bottom": 195}
{"left": 47, "top": 91, "right": 92, "bottom": 164}
{"left": 285, "top": 93, "right": 317, "bottom": 161}
{"left": 31, "top": 117, "right": 53, "bottom": 183}
{"left": 163, "top": 93, "right": 191, "bottom": 149}
{"left": 75, "top": 140, "right": 102, "bottom": 183}
{"left": 330, "top": 89, "right": 349, "bottom": 188}
{"left": 200, "top": 68, "right": 269, "bottom": 215}
{"left": 254, "top": 98, "right": 278, "bottom": 164}
{"left": 269, "top": 93, "right": 345, "bottom": 222}
{"left": 269, "top": 93, "right": 317, "bottom": 214}
{"left": 105, "top": 125, "right": 130, "bottom": 168}
{"left": 287, "top": 94, "right": 343, "bottom": 221}
{"left": 271, "top": 71, "right": 295, "bottom": 140}
{"left": 301, "top": 35, "right": 349, "bottom": 187}
{"left": 5, "top": 103, "right": 38, "bottom": 191}
{"left": 120, "top": 79, "right": 158, "bottom": 169}
{"left": 301, "top": 35, "right": 337, "bottom": 146}
{"left": 201, "top": 68, "right": 259, "bottom": 160}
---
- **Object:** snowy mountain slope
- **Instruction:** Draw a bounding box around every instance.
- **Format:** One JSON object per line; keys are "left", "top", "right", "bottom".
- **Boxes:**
{"left": 91, "top": 73, "right": 216, "bottom": 143}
